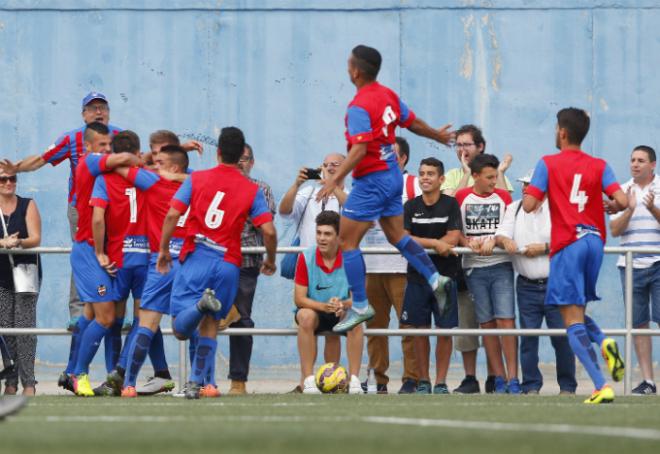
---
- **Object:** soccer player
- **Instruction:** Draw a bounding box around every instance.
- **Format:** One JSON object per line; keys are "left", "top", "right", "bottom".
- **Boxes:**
{"left": 523, "top": 107, "right": 628, "bottom": 404}
{"left": 157, "top": 126, "right": 277, "bottom": 399}
{"left": 317, "top": 45, "right": 454, "bottom": 333}
{"left": 108, "top": 145, "right": 190, "bottom": 398}
{"left": 90, "top": 131, "right": 174, "bottom": 396}
{"left": 64, "top": 122, "right": 140, "bottom": 397}
{"left": 0, "top": 92, "right": 121, "bottom": 327}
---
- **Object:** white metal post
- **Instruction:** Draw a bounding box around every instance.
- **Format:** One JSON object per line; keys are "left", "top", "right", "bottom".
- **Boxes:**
{"left": 624, "top": 251, "right": 634, "bottom": 395}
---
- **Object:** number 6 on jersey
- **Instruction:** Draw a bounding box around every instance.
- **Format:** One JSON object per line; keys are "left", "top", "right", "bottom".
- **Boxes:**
{"left": 205, "top": 191, "right": 226, "bottom": 229}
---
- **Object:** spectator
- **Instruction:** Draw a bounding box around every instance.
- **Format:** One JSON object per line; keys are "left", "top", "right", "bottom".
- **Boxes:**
{"left": 0, "top": 92, "right": 119, "bottom": 328}
{"left": 495, "top": 170, "right": 577, "bottom": 395}
{"left": 441, "top": 125, "right": 513, "bottom": 394}
{"left": 362, "top": 137, "right": 421, "bottom": 394}
{"left": 402, "top": 157, "right": 461, "bottom": 394}
{"left": 145, "top": 130, "right": 203, "bottom": 169}
{"left": 279, "top": 153, "right": 348, "bottom": 247}
{"left": 456, "top": 154, "right": 520, "bottom": 394}
{"left": 294, "top": 211, "right": 363, "bottom": 394}
{"left": 610, "top": 145, "right": 660, "bottom": 395}
{"left": 0, "top": 171, "right": 42, "bottom": 396}
{"left": 228, "top": 144, "right": 277, "bottom": 395}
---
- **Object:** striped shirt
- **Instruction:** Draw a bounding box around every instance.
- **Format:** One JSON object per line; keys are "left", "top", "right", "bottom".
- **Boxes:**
{"left": 611, "top": 175, "right": 660, "bottom": 268}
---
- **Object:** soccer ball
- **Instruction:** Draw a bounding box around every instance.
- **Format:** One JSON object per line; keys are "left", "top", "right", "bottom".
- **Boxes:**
{"left": 315, "top": 362, "right": 348, "bottom": 394}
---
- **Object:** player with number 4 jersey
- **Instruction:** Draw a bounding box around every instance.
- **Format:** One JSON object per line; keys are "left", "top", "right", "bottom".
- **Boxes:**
{"left": 316, "top": 45, "right": 455, "bottom": 338}
{"left": 157, "top": 127, "right": 277, "bottom": 399}
{"left": 523, "top": 107, "right": 628, "bottom": 404}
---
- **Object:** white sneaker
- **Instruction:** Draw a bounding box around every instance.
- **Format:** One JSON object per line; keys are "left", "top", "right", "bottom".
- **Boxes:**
{"left": 349, "top": 375, "right": 363, "bottom": 395}
{"left": 136, "top": 376, "right": 176, "bottom": 395}
{"left": 302, "top": 375, "right": 321, "bottom": 394}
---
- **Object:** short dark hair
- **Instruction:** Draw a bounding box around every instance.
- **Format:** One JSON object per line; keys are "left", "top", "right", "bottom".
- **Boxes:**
{"left": 83, "top": 122, "right": 110, "bottom": 143}
{"left": 160, "top": 144, "right": 189, "bottom": 171}
{"left": 112, "top": 130, "right": 140, "bottom": 154}
{"left": 149, "top": 130, "right": 180, "bottom": 146}
{"left": 218, "top": 127, "right": 246, "bottom": 164}
{"left": 419, "top": 157, "right": 445, "bottom": 176}
{"left": 315, "top": 210, "right": 340, "bottom": 234}
{"left": 244, "top": 143, "right": 254, "bottom": 160}
{"left": 557, "top": 107, "right": 590, "bottom": 145}
{"left": 351, "top": 45, "right": 382, "bottom": 80}
{"left": 469, "top": 153, "right": 499, "bottom": 175}
{"left": 633, "top": 145, "right": 656, "bottom": 163}
{"left": 456, "top": 124, "right": 486, "bottom": 152}
{"left": 395, "top": 137, "right": 410, "bottom": 166}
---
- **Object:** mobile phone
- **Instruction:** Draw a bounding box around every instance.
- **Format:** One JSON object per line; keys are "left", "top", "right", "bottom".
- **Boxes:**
{"left": 305, "top": 167, "right": 322, "bottom": 180}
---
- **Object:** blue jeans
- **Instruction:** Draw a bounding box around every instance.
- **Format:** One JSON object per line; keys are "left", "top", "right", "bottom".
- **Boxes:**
{"left": 618, "top": 261, "right": 660, "bottom": 327}
{"left": 517, "top": 276, "right": 577, "bottom": 393}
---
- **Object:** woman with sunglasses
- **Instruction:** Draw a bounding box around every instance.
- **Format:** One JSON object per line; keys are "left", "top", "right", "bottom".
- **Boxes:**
{"left": 0, "top": 172, "right": 41, "bottom": 396}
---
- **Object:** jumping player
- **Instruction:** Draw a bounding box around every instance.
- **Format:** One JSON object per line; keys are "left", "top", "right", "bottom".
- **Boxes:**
{"left": 157, "top": 127, "right": 277, "bottom": 399}
{"left": 65, "top": 122, "right": 140, "bottom": 397}
{"left": 317, "top": 45, "right": 455, "bottom": 333}
{"left": 523, "top": 107, "right": 628, "bottom": 404}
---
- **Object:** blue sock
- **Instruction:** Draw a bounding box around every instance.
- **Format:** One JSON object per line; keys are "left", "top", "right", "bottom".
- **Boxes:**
{"left": 125, "top": 327, "right": 155, "bottom": 388}
{"left": 343, "top": 249, "right": 368, "bottom": 310}
{"left": 118, "top": 317, "right": 139, "bottom": 371}
{"left": 567, "top": 323, "right": 606, "bottom": 390}
{"left": 65, "top": 316, "right": 92, "bottom": 374}
{"left": 104, "top": 317, "right": 124, "bottom": 373}
{"left": 189, "top": 330, "right": 199, "bottom": 367}
{"left": 174, "top": 305, "right": 204, "bottom": 338}
{"left": 190, "top": 337, "right": 217, "bottom": 385}
{"left": 584, "top": 316, "right": 606, "bottom": 346}
{"left": 395, "top": 235, "right": 439, "bottom": 288}
{"left": 74, "top": 320, "right": 111, "bottom": 376}
{"left": 205, "top": 340, "right": 217, "bottom": 386}
{"left": 149, "top": 327, "right": 169, "bottom": 374}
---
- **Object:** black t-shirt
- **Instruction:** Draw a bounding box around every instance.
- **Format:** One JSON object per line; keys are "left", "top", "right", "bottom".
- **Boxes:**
{"left": 404, "top": 194, "right": 462, "bottom": 283}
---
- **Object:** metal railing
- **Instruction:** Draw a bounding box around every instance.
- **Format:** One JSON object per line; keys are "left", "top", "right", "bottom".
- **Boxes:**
{"left": 0, "top": 245, "right": 658, "bottom": 395}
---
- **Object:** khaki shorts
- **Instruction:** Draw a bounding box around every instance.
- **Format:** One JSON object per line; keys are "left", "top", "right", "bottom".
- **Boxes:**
{"left": 455, "top": 290, "right": 480, "bottom": 352}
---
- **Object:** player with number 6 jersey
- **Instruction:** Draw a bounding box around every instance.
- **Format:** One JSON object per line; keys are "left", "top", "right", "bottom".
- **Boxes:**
{"left": 157, "top": 127, "right": 277, "bottom": 399}
{"left": 523, "top": 107, "right": 628, "bottom": 404}
{"left": 316, "top": 45, "right": 455, "bottom": 336}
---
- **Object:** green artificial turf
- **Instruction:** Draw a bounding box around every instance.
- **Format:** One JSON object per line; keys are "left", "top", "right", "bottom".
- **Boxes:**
{"left": 2, "top": 394, "right": 659, "bottom": 454}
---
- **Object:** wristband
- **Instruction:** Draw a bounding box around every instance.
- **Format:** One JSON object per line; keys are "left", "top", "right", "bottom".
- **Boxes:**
{"left": 544, "top": 243, "right": 549, "bottom": 254}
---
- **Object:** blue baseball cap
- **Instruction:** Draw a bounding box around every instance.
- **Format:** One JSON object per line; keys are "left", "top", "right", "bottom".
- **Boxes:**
{"left": 82, "top": 92, "right": 108, "bottom": 108}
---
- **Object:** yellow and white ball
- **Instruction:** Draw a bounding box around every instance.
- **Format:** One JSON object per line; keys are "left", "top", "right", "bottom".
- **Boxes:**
{"left": 315, "top": 362, "right": 348, "bottom": 394}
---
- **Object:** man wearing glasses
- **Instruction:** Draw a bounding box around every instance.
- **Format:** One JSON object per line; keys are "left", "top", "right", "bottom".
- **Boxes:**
{"left": 279, "top": 153, "right": 348, "bottom": 248}
{"left": 0, "top": 92, "right": 121, "bottom": 328}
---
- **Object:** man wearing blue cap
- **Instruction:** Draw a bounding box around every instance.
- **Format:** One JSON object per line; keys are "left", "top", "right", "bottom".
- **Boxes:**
{"left": 0, "top": 92, "right": 121, "bottom": 329}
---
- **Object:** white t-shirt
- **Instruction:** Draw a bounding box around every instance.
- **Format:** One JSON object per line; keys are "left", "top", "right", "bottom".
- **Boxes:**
{"left": 611, "top": 175, "right": 660, "bottom": 269}
{"left": 281, "top": 184, "right": 345, "bottom": 248}
{"left": 363, "top": 173, "right": 422, "bottom": 273}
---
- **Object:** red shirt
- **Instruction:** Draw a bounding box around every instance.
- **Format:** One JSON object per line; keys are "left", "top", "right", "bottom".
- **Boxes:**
{"left": 294, "top": 248, "right": 344, "bottom": 286}
{"left": 74, "top": 153, "right": 109, "bottom": 243}
{"left": 345, "top": 82, "right": 416, "bottom": 178}
{"left": 170, "top": 165, "right": 273, "bottom": 267}
{"left": 526, "top": 149, "right": 621, "bottom": 254}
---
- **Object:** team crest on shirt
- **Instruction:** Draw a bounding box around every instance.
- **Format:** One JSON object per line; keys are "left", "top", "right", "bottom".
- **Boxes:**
{"left": 97, "top": 285, "right": 107, "bottom": 296}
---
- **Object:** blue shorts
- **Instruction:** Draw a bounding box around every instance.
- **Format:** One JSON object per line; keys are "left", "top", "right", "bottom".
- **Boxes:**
{"left": 618, "top": 261, "right": 660, "bottom": 327}
{"left": 400, "top": 279, "right": 458, "bottom": 328}
{"left": 114, "top": 261, "right": 148, "bottom": 301}
{"left": 70, "top": 241, "right": 115, "bottom": 303}
{"left": 546, "top": 234, "right": 603, "bottom": 307}
{"left": 170, "top": 244, "right": 240, "bottom": 321}
{"left": 465, "top": 261, "right": 515, "bottom": 324}
{"left": 140, "top": 254, "right": 180, "bottom": 315}
{"left": 342, "top": 164, "right": 403, "bottom": 222}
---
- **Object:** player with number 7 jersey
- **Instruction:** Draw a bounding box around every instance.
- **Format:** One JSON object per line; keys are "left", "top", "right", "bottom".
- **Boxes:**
{"left": 157, "top": 127, "right": 277, "bottom": 399}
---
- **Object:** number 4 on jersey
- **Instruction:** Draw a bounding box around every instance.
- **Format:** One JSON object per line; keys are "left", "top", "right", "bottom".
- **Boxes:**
{"left": 570, "top": 174, "right": 588, "bottom": 212}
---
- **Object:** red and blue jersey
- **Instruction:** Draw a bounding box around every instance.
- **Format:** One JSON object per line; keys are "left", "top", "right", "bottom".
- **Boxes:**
{"left": 74, "top": 153, "right": 110, "bottom": 244}
{"left": 170, "top": 164, "right": 273, "bottom": 267}
{"left": 126, "top": 168, "right": 188, "bottom": 256}
{"left": 345, "top": 82, "right": 416, "bottom": 178}
{"left": 41, "top": 124, "right": 121, "bottom": 205}
{"left": 90, "top": 172, "right": 149, "bottom": 268}
{"left": 526, "top": 149, "right": 621, "bottom": 255}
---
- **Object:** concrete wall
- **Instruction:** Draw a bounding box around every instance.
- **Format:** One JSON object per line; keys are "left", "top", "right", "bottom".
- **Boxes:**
{"left": 1, "top": 1, "right": 658, "bottom": 373}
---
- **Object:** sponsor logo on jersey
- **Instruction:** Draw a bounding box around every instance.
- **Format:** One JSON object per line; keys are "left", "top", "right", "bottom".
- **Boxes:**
{"left": 97, "top": 285, "right": 107, "bottom": 296}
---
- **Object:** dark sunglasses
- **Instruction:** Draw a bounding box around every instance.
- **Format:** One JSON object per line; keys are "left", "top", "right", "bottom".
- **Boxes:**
{"left": 0, "top": 176, "right": 17, "bottom": 183}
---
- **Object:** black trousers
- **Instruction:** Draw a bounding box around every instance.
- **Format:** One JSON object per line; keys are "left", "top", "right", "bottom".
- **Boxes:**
{"left": 227, "top": 267, "right": 260, "bottom": 382}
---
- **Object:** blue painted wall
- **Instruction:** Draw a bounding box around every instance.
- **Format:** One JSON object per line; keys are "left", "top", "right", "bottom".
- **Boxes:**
{"left": 1, "top": 1, "right": 658, "bottom": 373}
